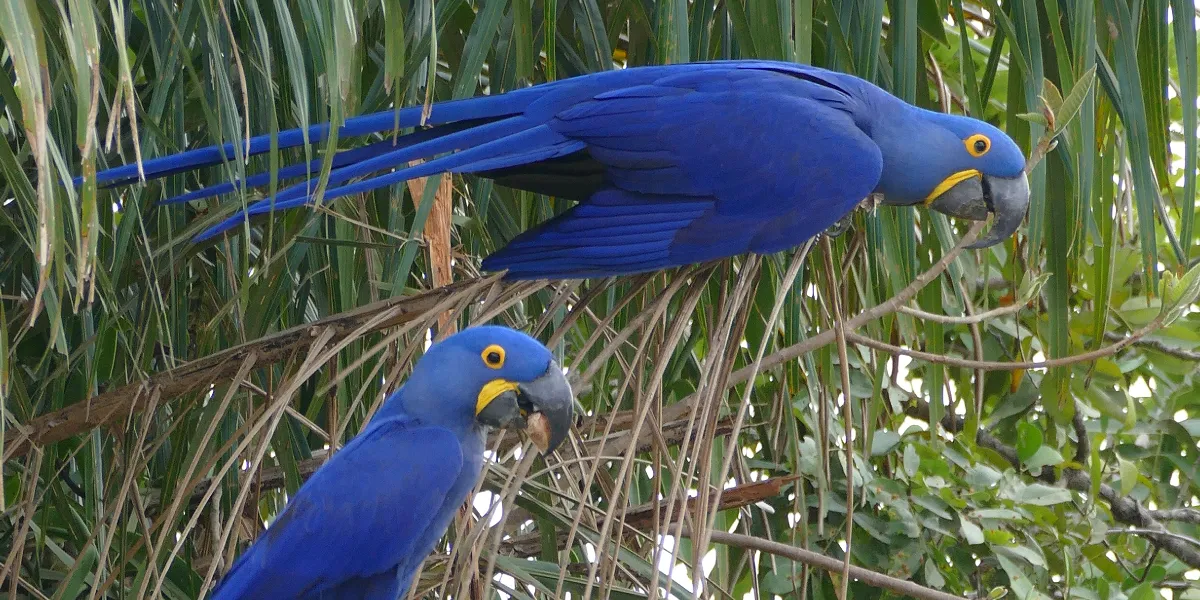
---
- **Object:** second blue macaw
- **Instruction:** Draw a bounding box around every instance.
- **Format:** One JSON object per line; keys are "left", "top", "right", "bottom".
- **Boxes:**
{"left": 87, "top": 60, "right": 1029, "bottom": 280}
{"left": 209, "top": 325, "right": 573, "bottom": 599}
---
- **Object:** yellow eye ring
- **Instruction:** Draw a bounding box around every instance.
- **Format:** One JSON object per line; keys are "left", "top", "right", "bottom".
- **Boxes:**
{"left": 965, "top": 134, "right": 991, "bottom": 157}
{"left": 481, "top": 344, "right": 506, "bottom": 369}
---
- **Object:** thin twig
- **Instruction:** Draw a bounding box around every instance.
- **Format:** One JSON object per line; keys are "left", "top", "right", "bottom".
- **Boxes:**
{"left": 1108, "top": 528, "right": 1200, "bottom": 550}
{"left": 1103, "top": 331, "right": 1200, "bottom": 361}
{"left": 955, "top": 278, "right": 987, "bottom": 437}
{"left": 898, "top": 301, "right": 1025, "bottom": 325}
{"left": 843, "top": 316, "right": 1161, "bottom": 371}
{"left": 1148, "top": 508, "right": 1200, "bottom": 524}
{"left": 822, "top": 236, "right": 856, "bottom": 600}
{"left": 7, "top": 277, "right": 507, "bottom": 458}
{"left": 500, "top": 475, "right": 798, "bottom": 556}
{"left": 651, "top": 220, "right": 989, "bottom": 430}
{"left": 905, "top": 399, "right": 1200, "bottom": 569}
{"left": 679, "top": 529, "right": 968, "bottom": 600}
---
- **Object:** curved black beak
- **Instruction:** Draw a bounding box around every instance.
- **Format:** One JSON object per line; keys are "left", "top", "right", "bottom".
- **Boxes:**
{"left": 927, "top": 171, "right": 1030, "bottom": 249}
{"left": 475, "top": 361, "right": 574, "bottom": 454}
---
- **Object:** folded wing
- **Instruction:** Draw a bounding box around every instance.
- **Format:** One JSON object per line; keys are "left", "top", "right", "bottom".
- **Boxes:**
{"left": 482, "top": 67, "right": 883, "bottom": 278}
{"left": 209, "top": 420, "right": 464, "bottom": 600}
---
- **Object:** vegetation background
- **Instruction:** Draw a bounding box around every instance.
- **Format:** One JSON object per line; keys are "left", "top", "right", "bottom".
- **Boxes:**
{"left": 2, "top": 0, "right": 1199, "bottom": 599}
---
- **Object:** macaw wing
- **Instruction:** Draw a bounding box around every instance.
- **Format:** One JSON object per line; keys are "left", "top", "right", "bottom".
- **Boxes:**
{"left": 480, "top": 67, "right": 884, "bottom": 278}
{"left": 210, "top": 419, "right": 465, "bottom": 600}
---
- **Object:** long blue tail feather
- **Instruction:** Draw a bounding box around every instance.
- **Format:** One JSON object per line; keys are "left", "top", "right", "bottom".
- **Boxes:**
{"left": 82, "top": 89, "right": 543, "bottom": 188}
{"left": 196, "top": 123, "right": 585, "bottom": 241}
{"left": 259, "top": 116, "right": 534, "bottom": 206}
{"left": 159, "top": 139, "right": 396, "bottom": 205}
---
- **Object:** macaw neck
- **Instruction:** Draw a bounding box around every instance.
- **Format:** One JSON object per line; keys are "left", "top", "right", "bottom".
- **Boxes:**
{"left": 864, "top": 102, "right": 961, "bottom": 205}
{"left": 370, "top": 383, "right": 484, "bottom": 442}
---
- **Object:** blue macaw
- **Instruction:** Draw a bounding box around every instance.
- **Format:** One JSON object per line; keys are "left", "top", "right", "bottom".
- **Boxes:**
{"left": 209, "top": 325, "right": 573, "bottom": 599}
{"left": 87, "top": 60, "right": 1029, "bottom": 280}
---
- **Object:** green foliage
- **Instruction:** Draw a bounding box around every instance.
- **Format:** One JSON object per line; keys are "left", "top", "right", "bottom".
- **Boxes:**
{"left": 2, "top": 1, "right": 1198, "bottom": 599}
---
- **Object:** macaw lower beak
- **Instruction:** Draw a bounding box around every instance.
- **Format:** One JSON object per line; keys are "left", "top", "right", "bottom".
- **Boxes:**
{"left": 475, "top": 361, "right": 574, "bottom": 454}
{"left": 927, "top": 171, "right": 1030, "bottom": 249}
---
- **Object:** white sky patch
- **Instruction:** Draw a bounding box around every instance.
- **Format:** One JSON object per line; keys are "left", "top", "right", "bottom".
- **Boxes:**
{"left": 892, "top": 355, "right": 915, "bottom": 393}
{"left": 946, "top": 379, "right": 967, "bottom": 415}
{"left": 655, "top": 535, "right": 699, "bottom": 592}
{"left": 491, "top": 573, "right": 517, "bottom": 598}
{"left": 803, "top": 282, "right": 820, "bottom": 300}
{"left": 1165, "top": 2, "right": 1200, "bottom": 29}
{"left": 900, "top": 416, "right": 929, "bottom": 434}
{"left": 701, "top": 547, "right": 718, "bottom": 578}
{"left": 472, "top": 490, "right": 505, "bottom": 527}
{"left": 1129, "top": 377, "right": 1154, "bottom": 399}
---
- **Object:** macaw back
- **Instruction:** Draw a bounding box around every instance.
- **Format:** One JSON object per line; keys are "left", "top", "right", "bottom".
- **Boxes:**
{"left": 208, "top": 415, "right": 485, "bottom": 600}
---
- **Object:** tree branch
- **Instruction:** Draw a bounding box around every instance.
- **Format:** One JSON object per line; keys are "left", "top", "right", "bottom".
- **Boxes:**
{"left": 1147, "top": 508, "right": 1200, "bottom": 524}
{"left": 843, "top": 321, "right": 1161, "bottom": 371}
{"left": 499, "top": 475, "right": 799, "bottom": 557}
{"left": 1103, "top": 331, "right": 1200, "bottom": 361}
{"left": 150, "top": 412, "right": 740, "bottom": 517}
{"left": 680, "top": 529, "right": 968, "bottom": 600}
{"left": 905, "top": 399, "right": 1200, "bottom": 569}
{"left": 651, "top": 221, "right": 989, "bottom": 426}
{"left": 898, "top": 300, "right": 1025, "bottom": 325}
{"left": 6, "top": 277, "right": 510, "bottom": 459}
{"left": 10, "top": 218, "right": 991, "bottom": 462}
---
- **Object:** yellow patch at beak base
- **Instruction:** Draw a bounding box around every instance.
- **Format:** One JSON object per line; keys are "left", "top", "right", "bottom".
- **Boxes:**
{"left": 476, "top": 379, "right": 519, "bottom": 415}
{"left": 923, "top": 169, "right": 981, "bottom": 206}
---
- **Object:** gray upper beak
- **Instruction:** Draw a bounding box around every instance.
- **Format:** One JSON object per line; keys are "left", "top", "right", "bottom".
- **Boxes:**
{"left": 475, "top": 361, "right": 574, "bottom": 454}
{"left": 927, "top": 171, "right": 1030, "bottom": 249}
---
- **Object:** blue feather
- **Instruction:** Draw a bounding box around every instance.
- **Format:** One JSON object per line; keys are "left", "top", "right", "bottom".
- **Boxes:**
{"left": 207, "top": 422, "right": 470, "bottom": 600}
{"left": 83, "top": 88, "right": 547, "bottom": 188}
{"left": 159, "top": 139, "right": 397, "bottom": 205}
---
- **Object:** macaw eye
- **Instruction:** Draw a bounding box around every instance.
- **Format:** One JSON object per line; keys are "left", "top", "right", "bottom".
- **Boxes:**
{"left": 481, "top": 344, "right": 506, "bottom": 369}
{"left": 965, "top": 134, "right": 991, "bottom": 157}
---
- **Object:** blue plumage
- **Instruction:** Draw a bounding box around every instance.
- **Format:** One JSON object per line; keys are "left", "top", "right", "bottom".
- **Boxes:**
{"left": 87, "top": 60, "right": 1030, "bottom": 279}
{"left": 208, "top": 326, "right": 573, "bottom": 600}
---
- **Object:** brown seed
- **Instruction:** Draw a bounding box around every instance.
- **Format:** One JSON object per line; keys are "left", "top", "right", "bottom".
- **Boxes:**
{"left": 526, "top": 412, "right": 552, "bottom": 452}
